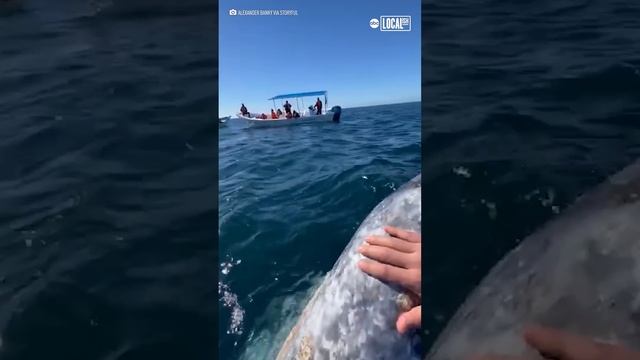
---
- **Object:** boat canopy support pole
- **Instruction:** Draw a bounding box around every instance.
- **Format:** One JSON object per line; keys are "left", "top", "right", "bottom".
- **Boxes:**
{"left": 272, "top": 99, "right": 276, "bottom": 109}
{"left": 296, "top": 98, "right": 300, "bottom": 113}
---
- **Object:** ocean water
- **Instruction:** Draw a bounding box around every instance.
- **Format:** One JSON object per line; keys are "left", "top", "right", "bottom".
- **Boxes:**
{"left": 0, "top": 1, "right": 216, "bottom": 359}
{"left": 423, "top": 0, "right": 640, "bottom": 349}
{"left": 218, "top": 103, "right": 421, "bottom": 359}
{"left": 4, "top": 0, "right": 639, "bottom": 358}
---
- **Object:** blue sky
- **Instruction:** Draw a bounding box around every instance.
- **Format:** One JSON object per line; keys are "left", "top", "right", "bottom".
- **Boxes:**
{"left": 219, "top": 0, "right": 421, "bottom": 117}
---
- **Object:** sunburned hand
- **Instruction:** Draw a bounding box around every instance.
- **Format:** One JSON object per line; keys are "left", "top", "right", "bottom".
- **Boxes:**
{"left": 357, "top": 226, "right": 422, "bottom": 334}
{"left": 472, "top": 325, "right": 640, "bottom": 360}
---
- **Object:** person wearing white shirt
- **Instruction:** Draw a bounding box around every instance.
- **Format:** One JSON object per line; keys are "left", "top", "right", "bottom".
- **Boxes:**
{"left": 304, "top": 106, "right": 314, "bottom": 117}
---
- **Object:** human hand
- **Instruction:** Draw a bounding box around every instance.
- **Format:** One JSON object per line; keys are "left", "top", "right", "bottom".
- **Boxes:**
{"left": 357, "top": 226, "right": 421, "bottom": 297}
{"left": 396, "top": 304, "right": 421, "bottom": 334}
{"left": 357, "top": 226, "right": 422, "bottom": 333}
{"left": 472, "top": 325, "right": 640, "bottom": 360}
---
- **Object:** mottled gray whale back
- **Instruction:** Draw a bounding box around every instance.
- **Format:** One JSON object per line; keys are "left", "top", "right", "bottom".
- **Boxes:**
{"left": 277, "top": 175, "right": 422, "bottom": 360}
{"left": 427, "top": 159, "right": 640, "bottom": 359}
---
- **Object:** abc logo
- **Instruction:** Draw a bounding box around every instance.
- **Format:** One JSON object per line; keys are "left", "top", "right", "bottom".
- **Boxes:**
{"left": 229, "top": 8, "right": 237, "bottom": 16}
{"left": 369, "top": 18, "right": 379, "bottom": 29}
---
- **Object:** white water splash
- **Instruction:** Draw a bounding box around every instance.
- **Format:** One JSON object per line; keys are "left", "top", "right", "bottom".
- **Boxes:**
{"left": 218, "top": 281, "right": 245, "bottom": 336}
{"left": 384, "top": 182, "right": 397, "bottom": 191}
{"left": 220, "top": 255, "right": 242, "bottom": 275}
{"left": 524, "top": 187, "right": 559, "bottom": 212}
{"left": 480, "top": 199, "right": 498, "bottom": 219}
{"left": 540, "top": 188, "right": 555, "bottom": 207}
{"left": 453, "top": 166, "right": 472, "bottom": 178}
{"left": 219, "top": 255, "right": 245, "bottom": 336}
{"left": 238, "top": 273, "right": 323, "bottom": 360}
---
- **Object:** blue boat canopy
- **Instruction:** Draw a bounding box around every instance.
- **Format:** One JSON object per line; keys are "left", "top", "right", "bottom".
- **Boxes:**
{"left": 268, "top": 91, "right": 327, "bottom": 100}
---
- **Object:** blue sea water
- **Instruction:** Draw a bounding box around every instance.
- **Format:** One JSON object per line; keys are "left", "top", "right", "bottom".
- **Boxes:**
{"left": 423, "top": 0, "right": 640, "bottom": 350}
{"left": 0, "top": 1, "right": 216, "bottom": 359}
{"left": 218, "top": 103, "right": 421, "bottom": 359}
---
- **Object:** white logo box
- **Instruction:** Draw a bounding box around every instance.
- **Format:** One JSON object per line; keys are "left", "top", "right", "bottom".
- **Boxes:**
{"left": 379, "top": 16, "right": 411, "bottom": 32}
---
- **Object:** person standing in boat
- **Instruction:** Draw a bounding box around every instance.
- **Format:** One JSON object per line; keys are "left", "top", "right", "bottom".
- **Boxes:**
{"left": 240, "top": 103, "right": 249, "bottom": 116}
{"left": 270, "top": 109, "right": 278, "bottom": 119}
{"left": 283, "top": 100, "right": 293, "bottom": 115}
{"left": 314, "top": 97, "right": 323, "bottom": 115}
{"left": 304, "top": 106, "right": 314, "bottom": 117}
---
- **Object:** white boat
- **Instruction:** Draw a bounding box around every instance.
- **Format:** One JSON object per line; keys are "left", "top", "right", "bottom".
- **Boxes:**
{"left": 237, "top": 91, "right": 342, "bottom": 128}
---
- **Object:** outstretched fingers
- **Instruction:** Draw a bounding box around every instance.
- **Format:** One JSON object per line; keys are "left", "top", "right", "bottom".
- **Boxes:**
{"left": 384, "top": 226, "right": 421, "bottom": 243}
{"left": 359, "top": 243, "right": 411, "bottom": 268}
{"left": 365, "top": 235, "right": 414, "bottom": 253}
{"left": 358, "top": 259, "right": 408, "bottom": 285}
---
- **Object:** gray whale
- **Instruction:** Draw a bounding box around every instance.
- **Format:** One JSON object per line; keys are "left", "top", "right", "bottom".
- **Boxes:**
{"left": 427, "top": 159, "right": 640, "bottom": 359}
{"left": 276, "top": 175, "right": 422, "bottom": 360}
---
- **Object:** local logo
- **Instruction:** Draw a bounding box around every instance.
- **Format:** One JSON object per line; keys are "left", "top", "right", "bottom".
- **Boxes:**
{"left": 229, "top": 8, "right": 237, "bottom": 16}
{"left": 369, "top": 18, "right": 379, "bottom": 29}
{"left": 380, "top": 16, "right": 411, "bottom": 32}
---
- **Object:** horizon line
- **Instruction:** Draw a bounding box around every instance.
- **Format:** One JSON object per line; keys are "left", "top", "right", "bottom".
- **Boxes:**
{"left": 220, "top": 99, "right": 420, "bottom": 115}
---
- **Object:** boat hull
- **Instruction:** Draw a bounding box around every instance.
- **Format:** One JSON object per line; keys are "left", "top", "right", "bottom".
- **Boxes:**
{"left": 238, "top": 106, "right": 341, "bottom": 128}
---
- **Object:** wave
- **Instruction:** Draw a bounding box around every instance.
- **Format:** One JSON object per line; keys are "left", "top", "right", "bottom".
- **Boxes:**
{"left": 88, "top": 0, "right": 215, "bottom": 18}
{"left": 514, "top": 62, "right": 640, "bottom": 102}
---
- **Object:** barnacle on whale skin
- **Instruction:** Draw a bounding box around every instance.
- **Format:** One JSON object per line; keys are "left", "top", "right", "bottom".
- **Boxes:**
{"left": 396, "top": 293, "right": 417, "bottom": 313}
{"left": 296, "top": 335, "right": 313, "bottom": 360}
